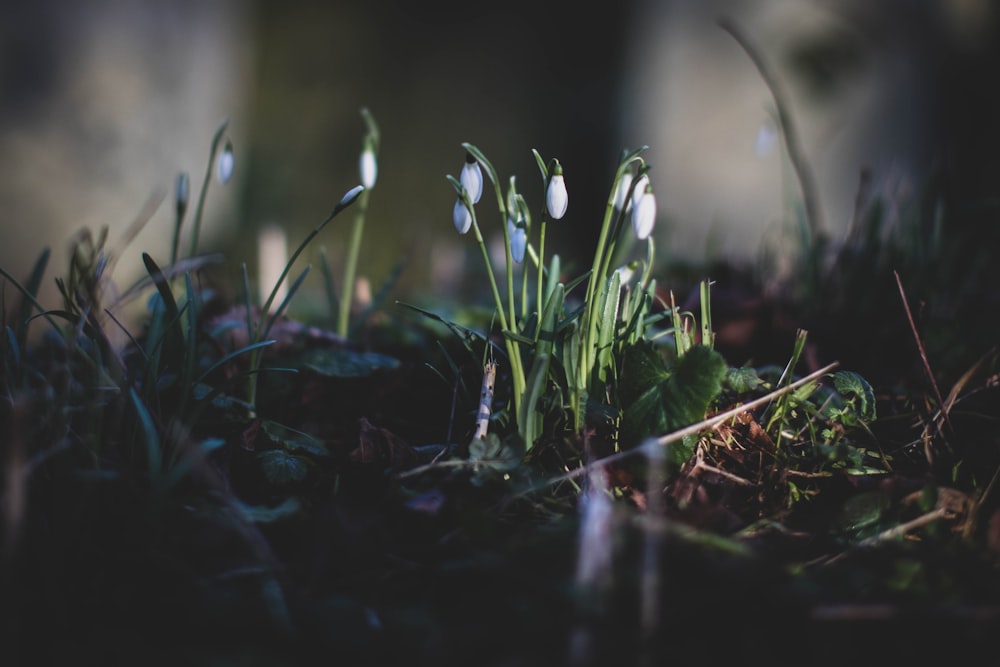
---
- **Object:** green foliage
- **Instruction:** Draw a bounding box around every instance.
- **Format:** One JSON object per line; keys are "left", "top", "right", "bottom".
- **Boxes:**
{"left": 441, "top": 143, "right": 665, "bottom": 450}
{"left": 300, "top": 347, "right": 401, "bottom": 378}
{"left": 829, "top": 369, "right": 877, "bottom": 423}
{"left": 258, "top": 448, "right": 311, "bottom": 485}
{"left": 619, "top": 342, "right": 728, "bottom": 465}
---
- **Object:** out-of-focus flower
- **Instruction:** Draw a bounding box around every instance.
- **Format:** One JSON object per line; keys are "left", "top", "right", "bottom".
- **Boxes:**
{"left": 359, "top": 143, "right": 378, "bottom": 189}
{"left": 453, "top": 198, "right": 472, "bottom": 234}
{"left": 546, "top": 160, "right": 568, "bottom": 219}
{"left": 217, "top": 140, "right": 234, "bottom": 184}
{"left": 754, "top": 120, "right": 778, "bottom": 158}
{"left": 632, "top": 180, "right": 656, "bottom": 240}
{"left": 175, "top": 172, "right": 189, "bottom": 219}
{"left": 461, "top": 153, "right": 483, "bottom": 205}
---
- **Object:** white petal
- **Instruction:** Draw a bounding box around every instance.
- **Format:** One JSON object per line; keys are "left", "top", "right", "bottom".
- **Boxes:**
{"left": 453, "top": 199, "right": 472, "bottom": 234}
{"left": 632, "top": 191, "right": 657, "bottom": 240}
{"left": 336, "top": 185, "right": 365, "bottom": 212}
{"left": 508, "top": 219, "right": 526, "bottom": 263}
{"left": 216, "top": 143, "right": 234, "bottom": 184}
{"left": 546, "top": 174, "right": 568, "bottom": 219}
{"left": 461, "top": 159, "right": 483, "bottom": 204}
{"left": 359, "top": 148, "right": 378, "bottom": 189}
{"left": 631, "top": 175, "right": 649, "bottom": 208}
{"left": 614, "top": 172, "right": 633, "bottom": 212}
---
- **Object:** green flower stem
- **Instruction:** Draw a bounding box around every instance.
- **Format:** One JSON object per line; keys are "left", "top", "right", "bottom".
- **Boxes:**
{"left": 462, "top": 143, "right": 529, "bottom": 415}
{"left": 495, "top": 185, "right": 519, "bottom": 356}
{"left": 338, "top": 186, "right": 370, "bottom": 337}
{"left": 467, "top": 204, "right": 526, "bottom": 418}
{"left": 535, "top": 216, "right": 547, "bottom": 337}
{"left": 573, "top": 152, "right": 646, "bottom": 431}
{"left": 247, "top": 186, "right": 364, "bottom": 412}
{"left": 520, "top": 251, "right": 530, "bottom": 322}
{"left": 188, "top": 119, "right": 230, "bottom": 259}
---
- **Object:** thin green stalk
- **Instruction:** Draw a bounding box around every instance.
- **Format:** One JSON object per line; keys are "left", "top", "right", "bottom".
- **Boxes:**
{"left": 246, "top": 185, "right": 365, "bottom": 412}
{"left": 188, "top": 119, "right": 230, "bottom": 258}
{"left": 466, "top": 202, "right": 526, "bottom": 418}
{"left": 536, "top": 216, "right": 547, "bottom": 334}
{"left": 576, "top": 153, "right": 646, "bottom": 424}
{"left": 460, "top": 143, "right": 528, "bottom": 413}
{"left": 338, "top": 187, "right": 370, "bottom": 336}
{"left": 338, "top": 108, "right": 379, "bottom": 337}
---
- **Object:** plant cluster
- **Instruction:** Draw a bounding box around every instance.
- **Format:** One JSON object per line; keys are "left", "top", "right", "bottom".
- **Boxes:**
{"left": 2, "top": 107, "right": 997, "bottom": 665}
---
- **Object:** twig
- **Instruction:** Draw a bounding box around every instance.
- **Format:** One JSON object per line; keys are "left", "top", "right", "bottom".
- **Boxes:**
{"left": 520, "top": 362, "right": 840, "bottom": 494}
{"left": 473, "top": 359, "right": 497, "bottom": 441}
{"left": 893, "top": 270, "right": 952, "bottom": 451}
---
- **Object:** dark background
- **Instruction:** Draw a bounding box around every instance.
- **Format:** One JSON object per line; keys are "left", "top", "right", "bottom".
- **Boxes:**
{"left": 1, "top": 0, "right": 999, "bottom": 321}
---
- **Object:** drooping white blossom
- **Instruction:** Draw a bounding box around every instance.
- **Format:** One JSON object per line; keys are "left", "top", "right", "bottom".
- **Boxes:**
{"left": 631, "top": 181, "right": 657, "bottom": 240}
{"left": 614, "top": 172, "right": 633, "bottom": 212}
{"left": 508, "top": 217, "right": 527, "bottom": 263}
{"left": 546, "top": 161, "right": 568, "bottom": 219}
{"left": 359, "top": 144, "right": 378, "bottom": 189}
{"left": 216, "top": 141, "right": 234, "bottom": 184}
{"left": 460, "top": 154, "right": 483, "bottom": 205}
{"left": 453, "top": 198, "right": 472, "bottom": 235}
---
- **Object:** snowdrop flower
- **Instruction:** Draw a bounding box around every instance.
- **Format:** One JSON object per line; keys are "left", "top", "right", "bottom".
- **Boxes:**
{"left": 546, "top": 160, "right": 568, "bottom": 219}
{"left": 453, "top": 198, "right": 472, "bottom": 235}
{"left": 631, "top": 179, "right": 656, "bottom": 240}
{"left": 614, "top": 172, "right": 633, "bottom": 213}
{"left": 335, "top": 184, "right": 365, "bottom": 213}
{"left": 613, "top": 261, "right": 637, "bottom": 285}
{"left": 460, "top": 153, "right": 483, "bottom": 205}
{"left": 508, "top": 217, "right": 527, "bottom": 263}
{"left": 359, "top": 142, "right": 378, "bottom": 189}
{"left": 631, "top": 174, "right": 649, "bottom": 204}
{"left": 216, "top": 140, "right": 234, "bottom": 184}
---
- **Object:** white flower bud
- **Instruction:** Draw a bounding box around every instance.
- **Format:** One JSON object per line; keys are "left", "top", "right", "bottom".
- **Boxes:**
{"left": 631, "top": 174, "right": 649, "bottom": 206}
{"left": 460, "top": 154, "right": 483, "bottom": 204}
{"left": 508, "top": 218, "right": 527, "bottom": 263}
{"left": 216, "top": 141, "right": 234, "bottom": 184}
{"left": 631, "top": 182, "right": 656, "bottom": 240}
{"left": 335, "top": 184, "right": 366, "bottom": 213}
{"left": 614, "top": 172, "right": 633, "bottom": 212}
{"left": 453, "top": 198, "right": 472, "bottom": 234}
{"left": 359, "top": 145, "right": 378, "bottom": 189}
{"left": 546, "top": 162, "right": 568, "bottom": 219}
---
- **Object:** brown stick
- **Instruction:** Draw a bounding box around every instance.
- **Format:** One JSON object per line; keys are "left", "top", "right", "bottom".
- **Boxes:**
{"left": 893, "top": 270, "right": 952, "bottom": 437}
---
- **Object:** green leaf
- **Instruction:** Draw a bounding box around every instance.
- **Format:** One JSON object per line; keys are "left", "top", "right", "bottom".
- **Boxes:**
{"left": 519, "top": 283, "right": 564, "bottom": 448}
{"left": 725, "top": 366, "right": 765, "bottom": 394}
{"left": 301, "top": 347, "right": 400, "bottom": 378}
{"left": 469, "top": 432, "right": 522, "bottom": 474}
{"left": 831, "top": 370, "right": 876, "bottom": 421}
{"left": 261, "top": 419, "right": 329, "bottom": 457}
{"left": 236, "top": 497, "right": 304, "bottom": 523}
{"left": 258, "top": 449, "right": 310, "bottom": 485}
{"left": 620, "top": 342, "right": 727, "bottom": 466}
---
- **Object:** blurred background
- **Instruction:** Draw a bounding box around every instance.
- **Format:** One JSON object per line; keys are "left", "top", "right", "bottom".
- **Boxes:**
{"left": 1, "top": 0, "right": 998, "bottom": 329}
